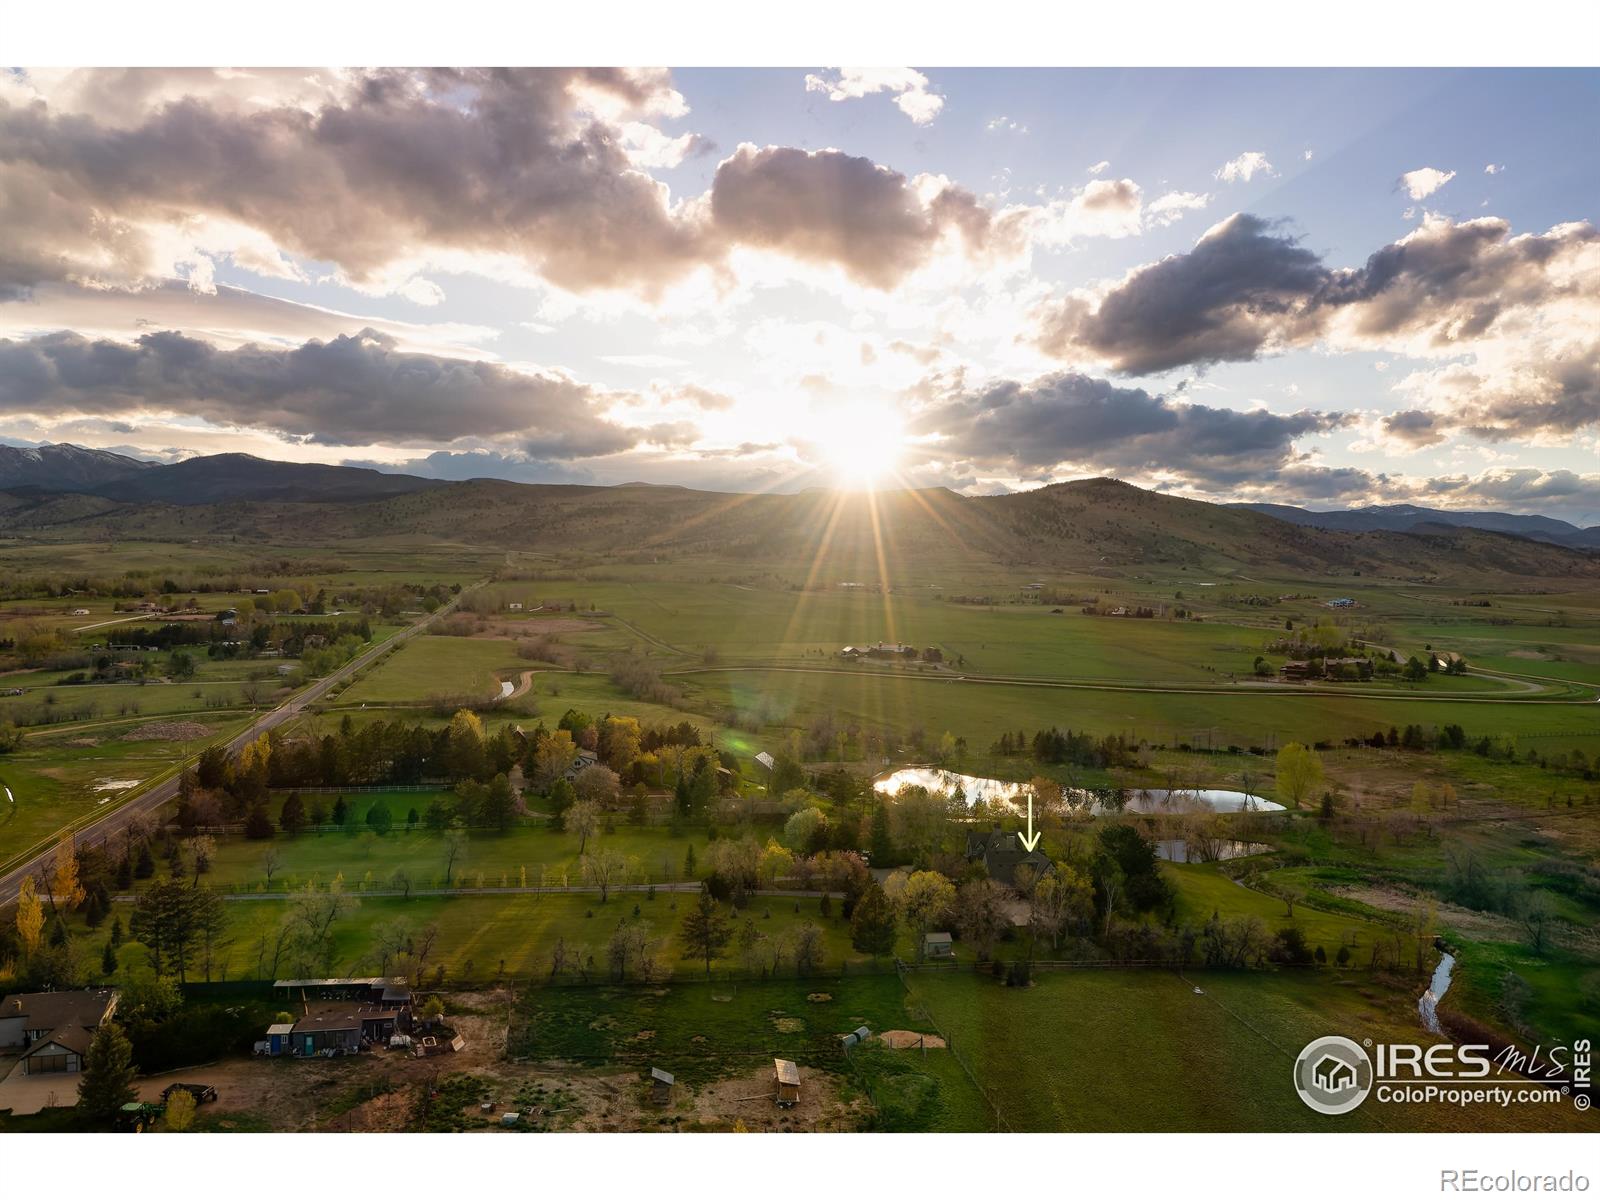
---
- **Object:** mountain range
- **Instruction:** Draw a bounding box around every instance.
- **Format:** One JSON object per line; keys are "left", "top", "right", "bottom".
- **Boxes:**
{"left": 1, "top": 444, "right": 1596, "bottom": 583}
{"left": 1234, "top": 501, "right": 1600, "bottom": 550}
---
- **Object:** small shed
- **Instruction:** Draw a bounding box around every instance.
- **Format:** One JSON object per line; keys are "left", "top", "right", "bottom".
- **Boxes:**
{"left": 840, "top": 1024, "right": 872, "bottom": 1051}
{"left": 773, "top": 1058, "right": 801, "bottom": 1107}
{"left": 924, "top": 931, "right": 954, "bottom": 960}
{"left": 265, "top": 1022, "right": 294, "bottom": 1056}
{"left": 650, "top": 1067, "right": 675, "bottom": 1105}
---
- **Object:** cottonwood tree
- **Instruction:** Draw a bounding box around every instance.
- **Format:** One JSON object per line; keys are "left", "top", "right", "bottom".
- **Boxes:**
{"left": 1028, "top": 865, "right": 1094, "bottom": 951}
{"left": 372, "top": 918, "right": 414, "bottom": 977}
{"left": 1274, "top": 743, "right": 1325, "bottom": 809}
{"left": 581, "top": 847, "right": 628, "bottom": 904}
{"left": 899, "top": 870, "right": 956, "bottom": 955}
{"left": 563, "top": 799, "right": 602, "bottom": 856}
{"left": 261, "top": 846, "right": 283, "bottom": 887}
{"left": 679, "top": 889, "right": 733, "bottom": 975}
{"left": 793, "top": 922, "right": 824, "bottom": 976}
{"left": 955, "top": 878, "right": 1008, "bottom": 962}
{"left": 573, "top": 763, "right": 621, "bottom": 809}
{"left": 441, "top": 825, "right": 468, "bottom": 886}
{"left": 52, "top": 834, "right": 86, "bottom": 912}
{"left": 15, "top": 876, "right": 45, "bottom": 955}
{"left": 283, "top": 877, "right": 358, "bottom": 975}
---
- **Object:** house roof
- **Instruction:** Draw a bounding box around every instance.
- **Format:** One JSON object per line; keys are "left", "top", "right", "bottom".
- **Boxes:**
{"left": 923, "top": 931, "right": 952, "bottom": 944}
{"left": 266, "top": 1023, "right": 295, "bottom": 1036}
{"left": 291, "top": 1003, "right": 404, "bottom": 1035}
{"left": 0, "top": 988, "right": 118, "bottom": 1031}
{"left": 651, "top": 1067, "right": 675, "bottom": 1084}
{"left": 21, "top": 1025, "right": 93, "bottom": 1058}
{"left": 774, "top": 1059, "right": 801, "bottom": 1086}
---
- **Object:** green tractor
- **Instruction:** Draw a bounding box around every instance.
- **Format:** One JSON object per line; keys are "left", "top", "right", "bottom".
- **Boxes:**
{"left": 117, "top": 1100, "right": 165, "bottom": 1133}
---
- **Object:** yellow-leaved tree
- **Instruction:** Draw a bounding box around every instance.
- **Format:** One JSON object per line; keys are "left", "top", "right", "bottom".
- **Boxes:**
{"left": 16, "top": 875, "right": 45, "bottom": 954}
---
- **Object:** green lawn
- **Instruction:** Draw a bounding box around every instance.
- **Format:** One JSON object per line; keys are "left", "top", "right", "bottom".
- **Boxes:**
{"left": 337, "top": 635, "right": 521, "bottom": 704}
{"left": 906, "top": 968, "right": 1591, "bottom": 1132}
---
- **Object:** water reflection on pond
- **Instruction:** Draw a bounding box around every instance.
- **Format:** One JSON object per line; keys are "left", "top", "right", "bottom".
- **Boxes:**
{"left": 1154, "top": 839, "right": 1271, "bottom": 863}
{"left": 872, "top": 768, "right": 1284, "bottom": 814}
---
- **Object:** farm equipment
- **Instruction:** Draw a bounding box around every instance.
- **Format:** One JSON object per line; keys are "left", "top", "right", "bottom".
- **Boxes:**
{"left": 162, "top": 1082, "right": 219, "bottom": 1104}
{"left": 117, "top": 1101, "right": 165, "bottom": 1132}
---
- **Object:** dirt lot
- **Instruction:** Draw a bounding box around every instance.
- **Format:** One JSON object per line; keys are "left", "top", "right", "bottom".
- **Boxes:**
{"left": 133, "top": 989, "right": 870, "bottom": 1132}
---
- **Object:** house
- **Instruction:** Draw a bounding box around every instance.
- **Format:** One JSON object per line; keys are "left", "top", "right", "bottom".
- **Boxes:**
{"left": 650, "top": 1067, "right": 675, "bottom": 1105}
{"left": 281, "top": 1001, "right": 407, "bottom": 1056}
{"left": 273, "top": 977, "right": 412, "bottom": 1008}
{"left": 507, "top": 602, "right": 523, "bottom": 611}
{"left": 1325, "top": 597, "right": 1356, "bottom": 609}
{"left": 773, "top": 1058, "right": 801, "bottom": 1107}
{"left": 1430, "top": 650, "right": 1464, "bottom": 671}
{"left": 1279, "top": 660, "right": 1319, "bottom": 682}
{"left": 0, "top": 989, "right": 120, "bottom": 1076}
{"left": 964, "top": 828, "right": 1054, "bottom": 888}
{"left": 275, "top": 663, "right": 295, "bottom": 676}
{"left": 71, "top": 608, "right": 91, "bottom": 616}
{"left": 562, "top": 750, "right": 599, "bottom": 782}
{"left": 923, "top": 931, "right": 954, "bottom": 960}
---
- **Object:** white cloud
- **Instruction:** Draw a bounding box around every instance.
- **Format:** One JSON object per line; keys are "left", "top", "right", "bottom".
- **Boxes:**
{"left": 1303, "top": 149, "right": 1314, "bottom": 161}
{"left": 1398, "top": 167, "right": 1456, "bottom": 200}
{"left": 1214, "top": 151, "right": 1276, "bottom": 184}
{"left": 1087, "top": 160, "right": 1111, "bottom": 176}
{"left": 1485, "top": 163, "right": 1505, "bottom": 175}
{"left": 985, "top": 116, "right": 1028, "bottom": 134}
{"left": 1147, "top": 191, "right": 1211, "bottom": 226}
{"left": 803, "top": 67, "right": 944, "bottom": 125}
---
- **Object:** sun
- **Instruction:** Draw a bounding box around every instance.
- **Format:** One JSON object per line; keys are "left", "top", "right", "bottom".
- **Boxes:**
{"left": 813, "top": 405, "right": 907, "bottom": 490}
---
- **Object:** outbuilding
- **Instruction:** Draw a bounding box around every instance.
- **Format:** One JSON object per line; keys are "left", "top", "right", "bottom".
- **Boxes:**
{"left": 923, "top": 931, "right": 954, "bottom": 960}
{"left": 650, "top": 1067, "right": 675, "bottom": 1105}
{"left": 773, "top": 1058, "right": 801, "bottom": 1107}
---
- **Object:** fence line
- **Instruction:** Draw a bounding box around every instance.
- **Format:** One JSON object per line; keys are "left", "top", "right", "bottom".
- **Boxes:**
{"left": 893, "top": 958, "right": 1014, "bottom": 1133}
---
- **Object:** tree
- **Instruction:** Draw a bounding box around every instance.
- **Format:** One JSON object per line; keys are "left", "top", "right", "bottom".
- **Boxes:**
{"left": 244, "top": 804, "right": 274, "bottom": 840}
{"left": 442, "top": 826, "right": 469, "bottom": 887}
{"left": 78, "top": 1023, "right": 138, "bottom": 1125}
{"left": 164, "top": 1086, "right": 197, "bottom": 1132}
{"left": 52, "top": 834, "right": 86, "bottom": 911}
{"left": 16, "top": 875, "right": 45, "bottom": 955}
{"left": 479, "top": 773, "right": 516, "bottom": 834}
{"left": 535, "top": 730, "right": 579, "bottom": 788}
{"left": 283, "top": 876, "right": 358, "bottom": 975}
{"left": 188, "top": 834, "right": 217, "bottom": 882}
{"left": 563, "top": 799, "right": 602, "bottom": 855}
{"left": 1275, "top": 742, "right": 1325, "bottom": 809}
{"left": 573, "top": 763, "right": 621, "bottom": 809}
{"left": 581, "top": 847, "right": 628, "bottom": 904}
{"left": 899, "top": 870, "right": 957, "bottom": 954}
{"left": 782, "top": 807, "right": 826, "bottom": 852}
{"left": 955, "top": 878, "right": 1008, "bottom": 961}
{"left": 793, "top": 923, "right": 824, "bottom": 976}
{"left": 365, "top": 803, "right": 394, "bottom": 835}
{"left": 1029, "top": 865, "right": 1093, "bottom": 951}
{"left": 849, "top": 881, "right": 897, "bottom": 961}
{"left": 679, "top": 889, "right": 733, "bottom": 975}
{"left": 261, "top": 845, "right": 283, "bottom": 886}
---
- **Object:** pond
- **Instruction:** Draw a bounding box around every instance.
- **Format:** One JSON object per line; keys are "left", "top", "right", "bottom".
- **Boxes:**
{"left": 873, "top": 769, "right": 1285, "bottom": 814}
{"left": 1154, "top": 838, "right": 1272, "bottom": 863}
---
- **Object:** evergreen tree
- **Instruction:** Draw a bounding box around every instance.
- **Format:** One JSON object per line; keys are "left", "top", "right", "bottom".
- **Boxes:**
{"left": 869, "top": 806, "right": 894, "bottom": 864}
{"left": 279, "top": 792, "right": 306, "bottom": 837}
{"left": 331, "top": 795, "right": 348, "bottom": 827}
{"left": 850, "top": 881, "right": 899, "bottom": 961}
{"left": 78, "top": 1023, "right": 138, "bottom": 1125}
{"left": 243, "top": 804, "right": 274, "bottom": 840}
{"left": 679, "top": 889, "right": 733, "bottom": 976}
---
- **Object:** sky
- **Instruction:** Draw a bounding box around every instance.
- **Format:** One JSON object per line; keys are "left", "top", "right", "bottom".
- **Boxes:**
{"left": 2, "top": 66, "right": 1599, "bottom": 522}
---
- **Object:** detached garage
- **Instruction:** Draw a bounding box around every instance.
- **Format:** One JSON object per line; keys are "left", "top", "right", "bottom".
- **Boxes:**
{"left": 20, "top": 1026, "right": 91, "bottom": 1076}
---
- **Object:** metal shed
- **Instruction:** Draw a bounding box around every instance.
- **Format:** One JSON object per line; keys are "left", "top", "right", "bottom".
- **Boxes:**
{"left": 265, "top": 1022, "right": 294, "bottom": 1057}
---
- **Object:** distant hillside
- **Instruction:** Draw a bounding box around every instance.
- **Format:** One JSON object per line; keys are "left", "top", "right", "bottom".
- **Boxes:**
{"left": 0, "top": 442, "right": 156, "bottom": 491}
{"left": 1235, "top": 500, "right": 1600, "bottom": 550}
{"left": 1, "top": 456, "right": 1596, "bottom": 585}
{"left": 87, "top": 454, "right": 445, "bottom": 505}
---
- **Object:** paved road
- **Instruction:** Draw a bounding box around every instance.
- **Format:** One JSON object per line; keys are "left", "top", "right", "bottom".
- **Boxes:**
{"left": 0, "top": 592, "right": 467, "bottom": 907}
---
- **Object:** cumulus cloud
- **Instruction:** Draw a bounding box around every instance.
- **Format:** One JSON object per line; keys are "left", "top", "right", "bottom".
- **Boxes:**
{"left": 908, "top": 370, "right": 1347, "bottom": 487}
{"left": 803, "top": 68, "right": 944, "bottom": 125}
{"left": 0, "top": 327, "right": 680, "bottom": 455}
{"left": 1484, "top": 163, "right": 1505, "bottom": 175}
{"left": 1398, "top": 166, "right": 1456, "bottom": 200}
{"left": 1034, "top": 211, "right": 1600, "bottom": 442}
{"left": 710, "top": 145, "right": 1023, "bottom": 287}
{"left": 1214, "top": 152, "right": 1275, "bottom": 183}
{"left": 985, "top": 116, "right": 1027, "bottom": 134}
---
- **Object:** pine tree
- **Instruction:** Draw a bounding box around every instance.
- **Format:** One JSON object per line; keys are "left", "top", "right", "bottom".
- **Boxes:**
{"left": 78, "top": 1023, "right": 138, "bottom": 1125}
{"left": 850, "top": 882, "right": 898, "bottom": 961}
{"left": 679, "top": 889, "right": 732, "bottom": 976}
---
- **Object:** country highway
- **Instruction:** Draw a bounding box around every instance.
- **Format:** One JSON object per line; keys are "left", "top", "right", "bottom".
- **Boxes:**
{"left": 0, "top": 590, "right": 467, "bottom": 907}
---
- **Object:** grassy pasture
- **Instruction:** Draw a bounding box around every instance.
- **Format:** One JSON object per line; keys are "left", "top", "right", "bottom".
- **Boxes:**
{"left": 906, "top": 968, "right": 1591, "bottom": 1132}
{"left": 337, "top": 635, "right": 521, "bottom": 705}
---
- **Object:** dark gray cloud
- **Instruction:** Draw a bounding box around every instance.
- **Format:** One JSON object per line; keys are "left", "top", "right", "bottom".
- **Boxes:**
{"left": 0, "top": 327, "right": 677, "bottom": 454}
{"left": 710, "top": 145, "right": 1019, "bottom": 287}
{"left": 0, "top": 68, "right": 707, "bottom": 298}
{"left": 1036, "top": 214, "right": 1329, "bottom": 373}
{"left": 1035, "top": 212, "right": 1600, "bottom": 440}
{"left": 911, "top": 371, "right": 1348, "bottom": 487}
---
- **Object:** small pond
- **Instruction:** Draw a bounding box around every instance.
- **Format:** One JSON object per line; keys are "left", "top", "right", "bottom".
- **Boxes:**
{"left": 873, "top": 769, "right": 1284, "bottom": 814}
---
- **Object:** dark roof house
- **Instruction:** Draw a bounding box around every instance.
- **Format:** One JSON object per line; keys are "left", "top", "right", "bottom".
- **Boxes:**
{"left": 964, "top": 828, "right": 1054, "bottom": 887}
